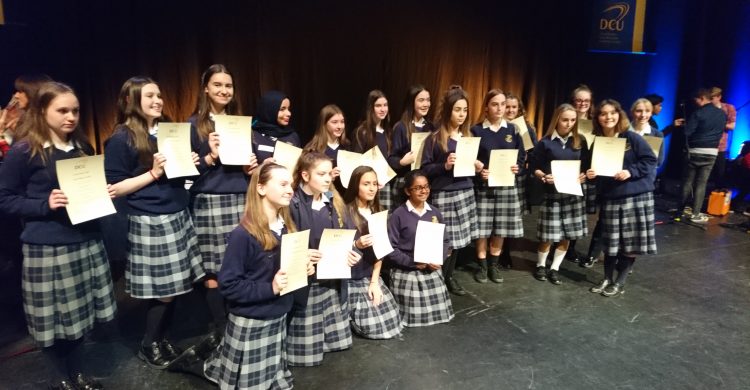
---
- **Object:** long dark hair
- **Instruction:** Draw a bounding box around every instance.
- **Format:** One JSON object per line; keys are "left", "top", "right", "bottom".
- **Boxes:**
{"left": 593, "top": 99, "right": 630, "bottom": 136}
{"left": 194, "top": 64, "right": 241, "bottom": 141}
{"left": 432, "top": 86, "right": 470, "bottom": 152}
{"left": 115, "top": 76, "right": 160, "bottom": 168}
{"left": 343, "top": 165, "right": 382, "bottom": 234}
{"left": 354, "top": 90, "right": 391, "bottom": 153}
{"left": 398, "top": 85, "right": 430, "bottom": 142}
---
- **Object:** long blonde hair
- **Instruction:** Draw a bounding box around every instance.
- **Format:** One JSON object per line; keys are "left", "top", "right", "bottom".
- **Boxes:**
{"left": 241, "top": 162, "right": 297, "bottom": 250}
{"left": 305, "top": 104, "right": 348, "bottom": 153}
{"left": 544, "top": 103, "right": 581, "bottom": 150}
{"left": 17, "top": 82, "right": 91, "bottom": 163}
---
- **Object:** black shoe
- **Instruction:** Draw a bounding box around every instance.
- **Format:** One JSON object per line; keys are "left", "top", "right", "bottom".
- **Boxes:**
{"left": 160, "top": 339, "right": 183, "bottom": 361}
{"left": 446, "top": 277, "right": 467, "bottom": 296}
{"left": 580, "top": 256, "right": 598, "bottom": 268}
{"left": 534, "top": 266, "right": 547, "bottom": 281}
{"left": 589, "top": 279, "right": 610, "bottom": 293}
{"left": 48, "top": 380, "right": 78, "bottom": 390}
{"left": 499, "top": 254, "right": 512, "bottom": 269}
{"left": 601, "top": 283, "right": 624, "bottom": 297}
{"left": 548, "top": 269, "right": 562, "bottom": 285}
{"left": 488, "top": 263, "right": 504, "bottom": 283}
{"left": 137, "top": 341, "right": 171, "bottom": 369}
{"left": 474, "top": 261, "right": 488, "bottom": 283}
{"left": 168, "top": 347, "right": 214, "bottom": 383}
{"left": 565, "top": 253, "right": 580, "bottom": 264}
{"left": 71, "top": 373, "right": 103, "bottom": 390}
{"left": 194, "top": 331, "right": 222, "bottom": 360}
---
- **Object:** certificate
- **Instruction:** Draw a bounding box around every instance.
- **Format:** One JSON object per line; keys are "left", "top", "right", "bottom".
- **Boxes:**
{"left": 591, "top": 136, "right": 626, "bottom": 176}
{"left": 642, "top": 135, "right": 663, "bottom": 158}
{"left": 361, "top": 146, "right": 396, "bottom": 186}
{"left": 453, "top": 136, "right": 481, "bottom": 177}
{"left": 410, "top": 132, "right": 430, "bottom": 170}
{"left": 488, "top": 149, "right": 518, "bottom": 187}
{"left": 279, "top": 230, "right": 310, "bottom": 295}
{"left": 413, "top": 220, "right": 445, "bottom": 265}
{"left": 157, "top": 123, "right": 199, "bottom": 179}
{"left": 337, "top": 150, "right": 363, "bottom": 189}
{"left": 213, "top": 115, "right": 253, "bottom": 165}
{"left": 316, "top": 229, "right": 356, "bottom": 279}
{"left": 365, "top": 210, "right": 393, "bottom": 259}
{"left": 510, "top": 116, "right": 529, "bottom": 135}
{"left": 55, "top": 155, "right": 116, "bottom": 225}
{"left": 550, "top": 160, "right": 583, "bottom": 196}
{"left": 273, "top": 141, "right": 303, "bottom": 172}
{"left": 577, "top": 119, "right": 595, "bottom": 147}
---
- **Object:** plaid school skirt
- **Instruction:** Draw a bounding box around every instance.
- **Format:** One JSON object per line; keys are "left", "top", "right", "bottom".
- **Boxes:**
{"left": 204, "top": 313, "right": 293, "bottom": 390}
{"left": 601, "top": 192, "right": 657, "bottom": 256}
{"left": 430, "top": 188, "right": 478, "bottom": 249}
{"left": 537, "top": 192, "right": 588, "bottom": 242}
{"left": 347, "top": 277, "right": 403, "bottom": 339}
{"left": 286, "top": 281, "right": 352, "bottom": 367}
{"left": 22, "top": 239, "right": 116, "bottom": 347}
{"left": 389, "top": 268, "right": 453, "bottom": 328}
{"left": 126, "top": 210, "right": 205, "bottom": 299}
{"left": 378, "top": 181, "right": 394, "bottom": 211}
{"left": 190, "top": 193, "right": 245, "bottom": 274}
{"left": 516, "top": 175, "right": 530, "bottom": 215}
{"left": 475, "top": 185, "right": 524, "bottom": 238}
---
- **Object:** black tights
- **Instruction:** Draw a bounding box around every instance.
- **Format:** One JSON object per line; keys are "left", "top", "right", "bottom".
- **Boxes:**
{"left": 603, "top": 254, "right": 636, "bottom": 285}
{"left": 442, "top": 250, "right": 459, "bottom": 279}
{"left": 143, "top": 299, "right": 176, "bottom": 346}
{"left": 42, "top": 338, "right": 85, "bottom": 382}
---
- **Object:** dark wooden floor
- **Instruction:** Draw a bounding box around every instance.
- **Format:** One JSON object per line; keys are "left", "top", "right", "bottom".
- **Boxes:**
{"left": 1, "top": 206, "right": 749, "bottom": 390}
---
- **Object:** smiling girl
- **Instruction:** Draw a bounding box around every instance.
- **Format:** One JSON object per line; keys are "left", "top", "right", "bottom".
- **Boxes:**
{"left": 304, "top": 104, "right": 350, "bottom": 191}
{"left": 252, "top": 91, "right": 302, "bottom": 164}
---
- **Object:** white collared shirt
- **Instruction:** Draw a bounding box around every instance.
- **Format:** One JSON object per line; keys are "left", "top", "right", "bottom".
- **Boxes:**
{"left": 376, "top": 125, "right": 385, "bottom": 134}
{"left": 406, "top": 200, "right": 432, "bottom": 217}
{"left": 551, "top": 130, "right": 571, "bottom": 148}
{"left": 629, "top": 124, "right": 652, "bottom": 136}
{"left": 482, "top": 119, "right": 508, "bottom": 132}
{"left": 42, "top": 140, "right": 76, "bottom": 152}
{"left": 327, "top": 141, "right": 339, "bottom": 150}
{"left": 311, "top": 192, "right": 330, "bottom": 211}
{"left": 358, "top": 207, "right": 372, "bottom": 217}
{"left": 412, "top": 118, "right": 427, "bottom": 127}
{"left": 270, "top": 215, "right": 285, "bottom": 235}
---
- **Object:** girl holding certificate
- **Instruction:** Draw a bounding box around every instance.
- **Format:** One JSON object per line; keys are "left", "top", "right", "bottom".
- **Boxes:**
{"left": 586, "top": 100, "right": 657, "bottom": 297}
{"left": 530, "top": 104, "right": 589, "bottom": 285}
{"left": 470, "top": 89, "right": 525, "bottom": 284}
{"left": 352, "top": 90, "right": 396, "bottom": 210}
{"left": 387, "top": 169, "right": 454, "bottom": 327}
{"left": 188, "top": 64, "right": 257, "bottom": 342}
{"left": 287, "top": 151, "right": 360, "bottom": 366}
{"left": 304, "top": 104, "right": 350, "bottom": 191}
{"left": 421, "top": 86, "right": 482, "bottom": 296}
{"left": 201, "top": 162, "right": 313, "bottom": 389}
{"left": 343, "top": 166, "right": 403, "bottom": 338}
{"left": 388, "top": 85, "right": 435, "bottom": 206}
{"left": 0, "top": 82, "right": 116, "bottom": 390}
{"left": 252, "top": 90, "right": 302, "bottom": 164}
{"left": 105, "top": 76, "right": 204, "bottom": 369}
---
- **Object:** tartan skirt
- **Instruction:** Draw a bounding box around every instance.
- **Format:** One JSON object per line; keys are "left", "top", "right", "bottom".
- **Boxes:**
{"left": 430, "top": 188, "right": 478, "bottom": 249}
{"left": 347, "top": 277, "right": 403, "bottom": 339}
{"left": 516, "top": 175, "right": 529, "bottom": 215}
{"left": 22, "top": 239, "right": 116, "bottom": 348}
{"left": 475, "top": 185, "right": 524, "bottom": 238}
{"left": 537, "top": 192, "right": 588, "bottom": 242}
{"left": 601, "top": 192, "right": 657, "bottom": 256}
{"left": 190, "top": 193, "right": 245, "bottom": 274}
{"left": 286, "top": 281, "right": 352, "bottom": 367}
{"left": 204, "top": 313, "right": 293, "bottom": 390}
{"left": 389, "top": 268, "right": 454, "bottom": 328}
{"left": 126, "top": 210, "right": 205, "bottom": 299}
{"left": 378, "top": 181, "right": 394, "bottom": 211}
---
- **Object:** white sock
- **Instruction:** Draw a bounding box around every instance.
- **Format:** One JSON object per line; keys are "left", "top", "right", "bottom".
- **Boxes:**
{"left": 537, "top": 250, "right": 549, "bottom": 267}
{"left": 550, "top": 248, "right": 567, "bottom": 271}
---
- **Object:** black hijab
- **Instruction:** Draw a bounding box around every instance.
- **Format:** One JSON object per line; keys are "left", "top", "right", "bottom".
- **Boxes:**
{"left": 253, "top": 90, "right": 295, "bottom": 138}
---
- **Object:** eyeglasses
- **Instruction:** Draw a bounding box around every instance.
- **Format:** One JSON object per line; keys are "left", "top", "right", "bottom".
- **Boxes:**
{"left": 574, "top": 99, "right": 591, "bottom": 104}
{"left": 408, "top": 184, "right": 430, "bottom": 192}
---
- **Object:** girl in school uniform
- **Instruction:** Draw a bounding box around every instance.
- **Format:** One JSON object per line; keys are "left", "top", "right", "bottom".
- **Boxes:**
{"left": 202, "top": 162, "right": 315, "bottom": 389}
{"left": 387, "top": 169, "right": 454, "bottom": 327}
{"left": 343, "top": 165, "right": 403, "bottom": 338}
{"left": 303, "top": 104, "right": 350, "bottom": 192}
{"left": 530, "top": 103, "right": 589, "bottom": 285}
{"left": 286, "top": 151, "right": 360, "bottom": 366}
{"left": 352, "top": 90, "right": 396, "bottom": 210}
{"left": 501, "top": 93, "right": 539, "bottom": 269}
{"left": 388, "top": 85, "right": 434, "bottom": 206}
{"left": 470, "top": 89, "right": 525, "bottom": 284}
{"left": 188, "top": 64, "right": 258, "bottom": 340}
{"left": 420, "top": 86, "right": 482, "bottom": 296}
{"left": 252, "top": 90, "right": 302, "bottom": 164}
{"left": 0, "top": 82, "right": 116, "bottom": 390}
{"left": 586, "top": 100, "right": 657, "bottom": 297}
{"left": 105, "top": 76, "right": 204, "bottom": 369}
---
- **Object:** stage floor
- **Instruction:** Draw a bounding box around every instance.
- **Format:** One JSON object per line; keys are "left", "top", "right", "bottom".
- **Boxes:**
{"left": 1, "top": 208, "right": 749, "bottom": 390}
